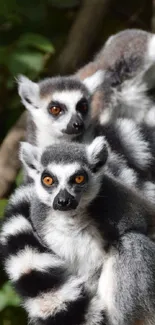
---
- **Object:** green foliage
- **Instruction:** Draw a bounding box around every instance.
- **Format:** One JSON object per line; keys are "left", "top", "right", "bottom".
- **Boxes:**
{"left": 0, "top": 283, "right": 21, "bottom": 311}
{"left": 0, "top": 0, "right": 76, "bottom": 141}
{"left": 0, "top": 200, "right": 8, "bottom": 217}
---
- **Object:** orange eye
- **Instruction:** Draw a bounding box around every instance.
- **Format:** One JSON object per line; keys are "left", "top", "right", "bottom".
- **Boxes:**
{"left": 75, "top": 175, "right": 85, "bottom": 184}
{"left": 42, "top": 176, "right": 54, "bottom": 187}
{"left": 49, "top": 106, "right": 61, "bottom": 116}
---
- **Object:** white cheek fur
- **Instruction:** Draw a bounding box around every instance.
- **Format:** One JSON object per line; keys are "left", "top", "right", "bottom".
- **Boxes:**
{"left": 29, "top": 90, "right": 85, "bottom": 148}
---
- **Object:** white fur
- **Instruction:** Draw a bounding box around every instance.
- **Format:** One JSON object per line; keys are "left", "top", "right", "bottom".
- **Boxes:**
{"left": 142, "top": 181, "right": 155, "bottom": 204}
{"left": 0, "top": 215, "right": 32, "bottom": 244}
{"left": 35, "top": 163, "right": 82, "bottom": 206}
{"left": 27, "top": 89, "right": 85, "bottom": 148}
{"left": 118, "top": 166, "right": 137, "bottom": 187}
{"left": 20, "top": 142, "right": 41, "bottom": 179}
{"left": 5, "top": 247, "right": 62, "bottom": 281}
{"left": 83, "top": 70, "right": 104, "bottom": 94}
{"left": 87, "top": 136, "right": 107, "bottom": 165}
{"left": 24, "top": 277, "right": 83, "bottom": 319}
{"left": 52, "top": 91, "right": 82, "bottom": 113}
{"left": 116, "top": 119, "right": 152, "bottom": 169}
{"left": 10, "top": 184, "right": 33, "bottom": 206}
{"left": 147, "top": 35, "right": 155, "bottom": 63}
{"left": 18, "top": 75, "right": 39, "bottom": 111}
{"left": 85, "top": 296, "right": 106, "bottom": 325}
{"left": 106, "top": 150, "right": 137, "bottom": 188}
{"left": 145, "top": 107, "right": 155, "bottom": 127}
{"left": 98, "top": 252, "right": 118, "bottom": 324}
{"left": 118, "top": 77, "right": 151, "bottom": 122}
{"left": 42, "top": 210, "right": 104, "bottom": 289}
{"left": 99, "top": 106, "right": 113, "bottom": 125}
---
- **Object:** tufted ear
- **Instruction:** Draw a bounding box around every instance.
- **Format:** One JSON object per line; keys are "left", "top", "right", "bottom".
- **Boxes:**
{"left": 17, "top": 75, "right": 39, "bottom": 111}
{"left": 86, "top": 136, "right": 108, "bottom": 173}
{"left": 83, "top": 70, "right": 105, "bottom": 94}
{"left": 19, "top": 142, "right": 40, "bottom": 180}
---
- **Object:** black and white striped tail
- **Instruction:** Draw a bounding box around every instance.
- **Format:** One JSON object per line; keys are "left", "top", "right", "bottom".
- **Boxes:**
{"left": 0, "top": 185, "right": 99, "bottom": 325}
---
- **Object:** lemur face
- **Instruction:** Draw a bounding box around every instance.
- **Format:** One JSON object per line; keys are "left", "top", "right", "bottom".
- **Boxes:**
{"left": 18, "top": 72, "right": 104, "bottom": 140}
{"left": 20, "top": 137, "right": 108, "bottom": 214}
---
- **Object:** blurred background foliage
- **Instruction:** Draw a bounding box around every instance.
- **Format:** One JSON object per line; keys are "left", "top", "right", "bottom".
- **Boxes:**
{"left": 0, "top": 0, "right": 153, "bottom": 323}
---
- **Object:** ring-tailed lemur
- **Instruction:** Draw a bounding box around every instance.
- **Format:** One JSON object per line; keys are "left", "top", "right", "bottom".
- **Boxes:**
{"left": 18, "top": 71, "right": 104, "bottom": 148}
{"left": 1, "top": 137, "right": 155, "bottom": 325}
{"left": 77, "top": 29, "right": 155, "bottom": 126}
{"left": 19, "top": 30, "right": 155, "bottom": 141}
{"left": 18, "top": 72, "right": 155, "bottom": 195}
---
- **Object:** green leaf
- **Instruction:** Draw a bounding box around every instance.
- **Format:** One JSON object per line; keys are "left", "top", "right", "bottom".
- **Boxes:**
{"left": 17, "top": 33, "right": 55, "bottom": 53}
{"left": 8, "top": 50, "right": 44, "bottom": 75}
{"left": 0, "top": 283, "right": 20, "bottom": 311}
{"left": 0, "top": 200, "right": 8, "bottom": 218}
{"left": 0, "top": 47, "right": 8, "bottom": 64}
{"left": 16, "top": 170, "right": 23, "bottom": 187}
{"left": 48, "top": 0, "right": 80, "bottom": 8}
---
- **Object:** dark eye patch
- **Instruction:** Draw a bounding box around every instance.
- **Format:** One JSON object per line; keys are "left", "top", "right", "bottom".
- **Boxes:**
{"left": 69, "top": 170, "right": 88, "bottom": 186}
{"left": 76, "top": 98, "right": 89, "bottom": 115}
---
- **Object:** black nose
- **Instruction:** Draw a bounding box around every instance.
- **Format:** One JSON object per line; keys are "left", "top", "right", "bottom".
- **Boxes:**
{"left": 57, "top": 197, "right": 70, "bottom": 207}
{"left": 53, "top": 189, "right": 78, "bottom": 211}
{"left": 73, "top": 121, "right": 84, "bottom": 131}
{"left": 63, "top": 115, "right": 84, "bottom": 135}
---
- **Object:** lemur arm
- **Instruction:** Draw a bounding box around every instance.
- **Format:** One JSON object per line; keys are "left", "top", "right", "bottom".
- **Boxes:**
{"left": 0, "top": 185, "right": 92, "bottom": 325}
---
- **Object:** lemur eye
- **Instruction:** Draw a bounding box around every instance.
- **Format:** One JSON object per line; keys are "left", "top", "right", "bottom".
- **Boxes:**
{"left": 42, "top": 176, "right": 54, "bottom": 187}
{"left": 74, "top": 175, "right": 85, "bottom": 184}
{"left": 49, "top": 105, "right": 61, "bottom": 116}
{"left": 76, "top": 99, "right": 88, "bottom": 114}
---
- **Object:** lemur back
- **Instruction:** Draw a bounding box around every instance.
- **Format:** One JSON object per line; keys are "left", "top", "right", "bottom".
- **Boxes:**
{"left": 77, "top": 29, "right": 155, "bottom": 125}
{"left": 1, "top": 138, "right": 155, "bottom": 325}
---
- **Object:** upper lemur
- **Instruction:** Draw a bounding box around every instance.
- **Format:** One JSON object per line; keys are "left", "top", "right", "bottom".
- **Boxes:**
{"left": 19, "top": 29, "right": 155, "bottom": 138}
{"left": 1, "top": 137, "right": 155, "bottom": 325}
{"left": 18, "top": 71, "right": 104, "bottom": 148}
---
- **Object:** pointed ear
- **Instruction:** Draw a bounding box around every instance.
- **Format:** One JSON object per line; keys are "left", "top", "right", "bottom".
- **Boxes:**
{"left": 19, "top": 142, "right": 40, "bottom": 179}
{"left": 17, "top": 75, "right": 39, "bottom": 111}
{"left": 86, "top": 136, "right": 108, "bottom": 173}
{"left": 83, "top": 70, "right": 105, "bottom": 94}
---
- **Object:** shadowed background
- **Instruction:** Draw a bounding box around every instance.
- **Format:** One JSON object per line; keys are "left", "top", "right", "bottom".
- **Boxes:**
{"left": 0, "top": 0, "right": 153, "bottom": 324}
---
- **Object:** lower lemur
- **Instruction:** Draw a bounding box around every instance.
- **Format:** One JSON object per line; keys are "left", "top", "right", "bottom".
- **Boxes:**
{"left": 1, "top": 137, "right": 155, "bottom": 325}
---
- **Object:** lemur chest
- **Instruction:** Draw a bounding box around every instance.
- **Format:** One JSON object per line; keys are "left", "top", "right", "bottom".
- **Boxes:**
{"left": 42, "top": 215, "right": 104, "bottom": 280}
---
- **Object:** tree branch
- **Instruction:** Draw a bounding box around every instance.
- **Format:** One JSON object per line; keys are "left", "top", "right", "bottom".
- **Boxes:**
{"left": 49, "top": 0, "right": 114, "bottom": 75}
{"left": 0, "top": 112, "right": 26, "bottom": 198}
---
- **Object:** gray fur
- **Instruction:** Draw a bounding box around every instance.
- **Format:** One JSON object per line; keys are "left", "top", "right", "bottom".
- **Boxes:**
{"left": 41, "top": 141, "right": 88, "bottom": 166}
{"left": 77, "top": 29, "right": 155, "bottom": 125}
{"left": 19, "top": 138, "right": 155, "bottom": 325}
{"left": 39, "top": 76, "right": 89, "bottom": 98}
